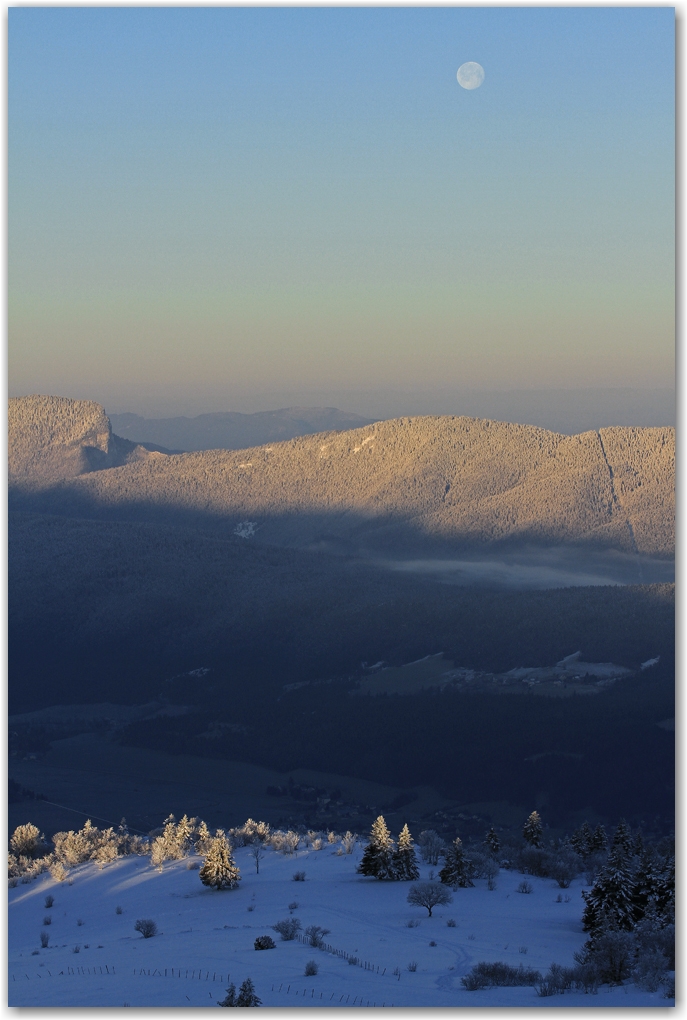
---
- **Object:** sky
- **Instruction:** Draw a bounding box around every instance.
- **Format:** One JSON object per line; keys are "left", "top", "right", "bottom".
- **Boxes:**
{"left": 9, "top": 6, "right": 675, "bottom": 417}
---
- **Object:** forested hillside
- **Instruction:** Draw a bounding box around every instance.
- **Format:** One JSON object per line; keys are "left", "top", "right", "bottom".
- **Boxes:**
{"left": 9, "top": 397, "right": 675, "bottom": 558}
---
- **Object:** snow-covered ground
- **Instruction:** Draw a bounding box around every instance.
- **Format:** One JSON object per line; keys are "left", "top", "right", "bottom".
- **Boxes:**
{"left": 9, "top": 844, "right": 670, "bottom": 1007}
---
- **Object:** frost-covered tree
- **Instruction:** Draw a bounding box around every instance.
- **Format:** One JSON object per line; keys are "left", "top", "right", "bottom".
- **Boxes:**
{"left": 199, "top": 831, "right": 241, "bottom": 891}
{"left": 417, "top": 830, "right": 445, "bottom": 866}
{"left": 407, "top": 881, "right": 453, "bottom": 917}
{"left": 53, "top": 826, "right": 93, "bottom": 866}
{"left": 357, "top": 816, "right": 396, "bottom": 880}
{"left": 248, "top": 840, "right": 265, "bottom": 874}
{"left": 194, "top": 820, "right": 213, "bottom": 856}
{"left": 392, "top": 825, "right": 419, "bottom": 881}
{"left": 523, "top": 811, "right": 543, "bottom": 848}
{"left": 483, "top": 827, "right": 500, "bottom": 857}
{"left": 10, "top": 823, "right": 42, "bottom": 859}
{"left": 150, "top": 814, "right": 192, "bottom": 869}
{"left": 439, "top": 837, "right": 474, "bottom": 889}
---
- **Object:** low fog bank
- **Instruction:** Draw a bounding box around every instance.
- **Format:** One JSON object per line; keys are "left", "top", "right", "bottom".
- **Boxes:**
{"left": 378, "top": 546, "right": 675, "bottom": 590}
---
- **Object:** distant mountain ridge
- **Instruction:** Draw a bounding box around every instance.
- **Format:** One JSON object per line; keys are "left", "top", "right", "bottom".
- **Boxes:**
{"left": 108, "top": 407, "right": 377, "bottom": 452}
{"left": 8, "top": 395, "right": 675, "bottom": 558}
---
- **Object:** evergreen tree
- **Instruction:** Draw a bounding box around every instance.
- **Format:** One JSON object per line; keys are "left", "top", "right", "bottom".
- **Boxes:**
{"left": 589, "top": 824, "right": 608, "bottom": 854}
{"left": 484, "top": 827, "right": 500, "bottom": 857}
{"left": 610, "top": 819, "right": 633, "bottom": 857}
{"left": 236, "top": 977, "right": 261, "bottom": 1006}
{"left": 570, "top": 821, "right": 593, "bottom": 859}
{"left": 199, "top": 830, "right": 241, "bottom": 891}
{"left": 439, "top": 837, "right": 474, "bottom": 889}
{"left": 357, "top": 816, "right": 396, "bottom": 880}
{"left": 631, "top": 847, "right": 659, "bottom": 924}
{"left": 582, "top": 844, "right": 635, "bottom": 936}
{"left": 392, "top": 824, "right": 419, "bottom": 881}
{"left": 218, "top": 983, "right": 237, "bottom": 1006}
{"left": 523, "top": 811, "right": 543, "bottom": 848}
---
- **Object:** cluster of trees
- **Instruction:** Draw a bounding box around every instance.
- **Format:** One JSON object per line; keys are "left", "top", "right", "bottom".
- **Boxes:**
{"left": 7, "top": 815, "right": 359, "bottom": 887}
{"left": 575, "top": 821, "right": 674, "bottom": 990}
{"left": 357, "top": 818, "right": 419, "bottom": 881}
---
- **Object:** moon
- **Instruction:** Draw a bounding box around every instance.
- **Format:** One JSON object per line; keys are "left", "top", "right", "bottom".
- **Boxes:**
{"left": 457, "top": 62, "right": 485, "bottom": 90}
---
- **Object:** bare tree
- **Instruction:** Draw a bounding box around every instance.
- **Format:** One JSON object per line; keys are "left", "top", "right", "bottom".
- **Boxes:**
{"left": 248, "top": 840, "right": 266, "bottom": 874}
{"left": 407, "top": 882, "right": 453, "bottom": 917}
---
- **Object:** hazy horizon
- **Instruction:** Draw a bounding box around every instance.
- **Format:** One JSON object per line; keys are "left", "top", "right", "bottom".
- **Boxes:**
{"left": 9, "top": 7, "right": 674, "bottom": 408}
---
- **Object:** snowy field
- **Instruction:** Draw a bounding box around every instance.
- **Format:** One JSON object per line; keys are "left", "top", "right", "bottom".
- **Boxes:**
{"left": 9, "top": 843, "right": 670, "bottom": 1008}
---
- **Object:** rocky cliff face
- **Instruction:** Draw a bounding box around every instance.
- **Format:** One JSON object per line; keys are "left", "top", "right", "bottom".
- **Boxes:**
{"left": 8, "top": 395, "right": 161, "bottom": 487}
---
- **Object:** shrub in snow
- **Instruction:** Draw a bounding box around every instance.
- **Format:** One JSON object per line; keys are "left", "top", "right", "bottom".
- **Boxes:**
{"left": 340, "top": 831, "right": 357, "bottom": 854}
{"left": 44, "top": 895, "right": 54, "bottom": 908}
{"left": 272, "top": 918, "right": 302, "bottom": 941}
{"left": 304, "top": 960, "right": 318, "bottom": 976}
{"left": 8, "top": 878, "right": 17, "bottom": 888}
{"left": 446, "top": 918, "right": 456, "bottom": 927}
{"left": 72, "top": 946, "right": 80, "bottom": 954}
{"left": 549, "top": 849, "right": 582, "bottom": 888}
{"left": 134, "top": 919, "right": 158, "bottom": 939}
{"left": 115, "top": 906, "right": 123, "bottom": 914}
{"left": 417, "top": 830, "right": 445, "bottom": 866}
{"left": 187, "top": 859, "right": 200, "bottom": 870}
{"left": 253, "top": 935, "right": 275, "bottom": 950}
{"left": 42, "top": 916, "right": 51, "bottom": 926}
{"left": 348, "top": 957, "right": 359, "bottom": 966}
{"left": 199, "top": 831, "right": 240, "bottom": 891}
{"left": 407, "top": 961, "right": 417, "bottom": 972}
{"left": 287, "top": 901, "right": 299, "bottom": 911}
{"left": 77, "top": 918, "right": 84, "bottom": 926}
{"left": 407, "top": 882, "right": 453, "bottom": 917}
{"left": 39, "top": 932, "right": 49, "bottom": 948}
{"left": 304, "top": 925, "right": 330, "bottom": 947}
{"left": 461, "top": 961, "right": 542, "bottom": 990}
{"left": 292, "top": 871, "right": 306, "bottom": 882}
{"left": 517, "top": 880, "right": 533, "bottom": 894}
{"left": 271, "top": 830, "right": 300, "bottom": 855}
{"left": 406, "top": 919, "right": 420, "bottom": 928}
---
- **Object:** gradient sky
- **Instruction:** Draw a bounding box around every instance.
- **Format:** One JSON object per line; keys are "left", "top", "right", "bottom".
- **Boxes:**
{"left": 9, "top": 7, "right": 674, "bottom": 415}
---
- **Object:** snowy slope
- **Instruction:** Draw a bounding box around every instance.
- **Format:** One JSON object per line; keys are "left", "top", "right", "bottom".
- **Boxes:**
{"left": 9, "top": 844, "right": 670, "bottom": 1008}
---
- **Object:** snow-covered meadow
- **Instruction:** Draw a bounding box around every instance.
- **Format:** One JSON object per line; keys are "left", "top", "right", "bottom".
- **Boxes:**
{"left": 9, "top": 841, "right": 670, "bottom": 1007}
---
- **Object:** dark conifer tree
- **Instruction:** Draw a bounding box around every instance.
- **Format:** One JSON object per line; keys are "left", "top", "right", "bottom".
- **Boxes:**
{"left": 439, "top": 837, "right": 474, "bottom": 889}
{"left": 236, "top": 977, "right": 261, "bottom": 1006}
{"left": 589, "top": 824, "right": 608, "bottom": 854}
{"left": 484, "top": 827, "right": 500, "bottom": 856}
{"left": 392, "top": 824, "right": 420, "bottom": 881}
{"left": 582, "top": 844, "right": 635, "bottom": 936}
{"left": 610, "top": 819, "right": 633, "bottom": 857}
{"left": 523, "top": 811, "right": 543, "bottom": 848}
{"left": 570, "top": 821, "right": 593, "bottom": 859}
{"left": 631, "top": 847, "right": 659, "bottom": 924}
{"left": 357, "top": 816, "right": 396, "bottom": 880}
